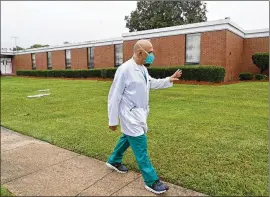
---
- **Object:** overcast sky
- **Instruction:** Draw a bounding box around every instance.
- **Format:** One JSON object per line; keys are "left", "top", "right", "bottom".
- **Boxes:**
{"left": 1, "top": 1, "right": 269, "bottom": 49}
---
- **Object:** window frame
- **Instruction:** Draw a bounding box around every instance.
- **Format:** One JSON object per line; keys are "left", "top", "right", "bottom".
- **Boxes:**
{"left": 31, "top": 53, "right": 36, "bottom": 70}
{"left": 65, "top": 49, "right": 71, "bottom": 69}
{"left": 185, "top": 33, "right": 201, "bottom": 65}
{"left": 114, "top": 44, "right": 123, "bottom": 67}
{"left": 87, "top": 47, "right": 94, "bottom": 69}
{"left": 47, "top": 52, "right": 52, "bottom": 70}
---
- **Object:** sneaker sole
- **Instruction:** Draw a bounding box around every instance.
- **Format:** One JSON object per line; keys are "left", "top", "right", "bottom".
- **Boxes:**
{"left": 105, "top": 162, "right": 128, "bottom": 174}
{"left": 144, "top": 185, "right": 168, "bottom": 194}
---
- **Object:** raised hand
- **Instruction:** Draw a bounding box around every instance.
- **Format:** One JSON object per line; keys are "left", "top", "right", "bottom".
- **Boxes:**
{"left": 169, "top": 69, "right": 182, "bottom": 82}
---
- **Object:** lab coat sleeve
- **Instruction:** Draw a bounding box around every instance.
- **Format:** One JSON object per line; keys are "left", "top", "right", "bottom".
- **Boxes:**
{"left": 148, "top": 74, "right": 173, "bottom": 89}
{"left": 108, "top": 68, "right": 126, "bottom": 126}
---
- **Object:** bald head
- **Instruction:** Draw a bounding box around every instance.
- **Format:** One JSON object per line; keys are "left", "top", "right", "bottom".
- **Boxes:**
{"left": 133, "top": 39, "right": 154, "bottom": 66}
{"left": 133, "top": 39, "right": 153, "bottom": 53}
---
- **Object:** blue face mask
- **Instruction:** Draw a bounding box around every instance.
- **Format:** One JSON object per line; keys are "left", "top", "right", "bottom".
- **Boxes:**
{"left": 138, "top": 43, "right": 155, "bottom": 67}
{"left": 144, "top": 53, "right": 155, "bottom": 67}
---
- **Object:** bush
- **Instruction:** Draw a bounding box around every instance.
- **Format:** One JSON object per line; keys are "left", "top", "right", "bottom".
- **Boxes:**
{"left": 36, "top": 71, "right": 47, "bottom": 77}
{"left": 148, "top": 66, "right": 225, "bottom": 82}
{"left": 16, "top": 65, "right": 226, "bottom": 83}
{"left": 81, "top": 69, "right": 102, "bottom": 78}
{"left": 255, "top": 74, "right": 268, "bottom": 81}
{"left": 17, "top": 70, "right": 38, "bottom": 76}
{"left": 239, "top": 72, "right": 253, "bottom": 80}
{"left": 46, "top": 70, "right": 54, "bottom": 77}
{"left": 252, "top": 53, "right": 269, "bottom": 73}
{"left": 105, "top": 68, "right": 117, "bottom": 78}
{"left": 65, "top": 70, "right": 81, "bottom": 78}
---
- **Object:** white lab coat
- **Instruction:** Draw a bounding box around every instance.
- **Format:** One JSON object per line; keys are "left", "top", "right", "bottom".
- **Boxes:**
{"left": 108, "top": 58, "right": 173, "bottom": 137}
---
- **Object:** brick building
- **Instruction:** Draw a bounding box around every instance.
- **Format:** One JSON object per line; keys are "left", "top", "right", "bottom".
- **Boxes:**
{"left": 1, "top": 19, "right": 269, "bottom": 81}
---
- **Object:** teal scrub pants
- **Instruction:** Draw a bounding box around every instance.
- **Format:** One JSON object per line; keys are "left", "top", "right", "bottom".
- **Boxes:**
{"left": 108, "top": 133, "right": 158, "bottom": 186}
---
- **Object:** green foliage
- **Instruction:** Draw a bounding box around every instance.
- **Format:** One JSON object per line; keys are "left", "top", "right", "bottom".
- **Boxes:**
{"left": 148, "top": 66, "right": 225, "bottom": 82}
{"left": 13, "top": 46, "right": 25, "bottom": 51}
{"left": 239, "top": 72, "right": 253, "bottom": 80}
{"left": 16, "top": 66, "right": 225, "bottom": 83}
{"left": 29, "top": 44, "right": 50, "bottom": 49}
{"left": 255, "top": 74, "right": 268, "bottom": 81}
{"left": 125, "top": 1, "right": 207, "bottom": 32}
{"left": 252, "top": 53, "right": 269, "bottom": 74}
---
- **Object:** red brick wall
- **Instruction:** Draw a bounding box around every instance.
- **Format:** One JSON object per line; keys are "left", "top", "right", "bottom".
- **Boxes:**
{"left": 36, "top": 52, "right": 48, "bottom": 70}
{"left": 151, "top": 35, "right": 185, "bottom": 67}
{"left": 225, "top": 31, "right": 244, "bottom": 81}
{"left": 11, "top": 57, "right": 16, "bottom": 74}
{"left": 123, "top": 35, "right": 185, "bottom": 67}
{"left": 94, "top": 45, "right": 114, "bottom": 68}
{"left": 71, "top": 48, "right": 88, "bottom": 69}
{"left": 10, "top": 31, "right": 269, "bottom": 81}
{"left": 51, "top": 50, "right": 65, "bottom": 70}
{"left": 12, "top": 54, "right": 32, "bottom": 71}
{"left": 200, "top": 30, "right": 227, "bottom": 67}
{"left": 123, "top": 40, "right": 136, "bottom": 62}
{"left": 243, "top": 37, "right": 269, "bottom": 74}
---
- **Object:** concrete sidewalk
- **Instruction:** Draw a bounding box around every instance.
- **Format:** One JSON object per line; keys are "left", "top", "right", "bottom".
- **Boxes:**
{"left": 1, "top": 127, "right": 206, "bottom": 196}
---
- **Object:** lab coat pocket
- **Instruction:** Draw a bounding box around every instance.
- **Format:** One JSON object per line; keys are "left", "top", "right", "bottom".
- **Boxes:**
{"left": 128, "top": 108, "right": 147, "bottom": 125}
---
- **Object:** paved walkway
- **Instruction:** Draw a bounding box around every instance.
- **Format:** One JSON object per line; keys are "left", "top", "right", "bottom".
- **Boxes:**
{"left": 1, "top": 127, "right": 206, "bottom": 196}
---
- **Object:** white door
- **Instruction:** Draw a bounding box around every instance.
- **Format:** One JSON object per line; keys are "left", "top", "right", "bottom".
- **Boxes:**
{"left": 0, "top": 58, "right": 12, "bottom": 74}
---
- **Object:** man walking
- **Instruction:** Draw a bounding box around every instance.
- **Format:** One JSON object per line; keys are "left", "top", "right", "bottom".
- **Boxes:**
{"left": 106, "top": 39, "right": 182, "bottom": 194}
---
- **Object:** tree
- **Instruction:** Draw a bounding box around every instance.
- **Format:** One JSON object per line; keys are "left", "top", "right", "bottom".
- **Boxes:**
{"left": 13, "top": 46, "right": 25, "bottom": 51}
{"left": 29, "top": 44, "right": 50, "bottom": 49}
{"left": 252, "top": 53, "right": 269, "bottom": 74}
{"left": 125, "top": 1, "right": 207, "bottom": 32}
{"left": 63, "top": 41, "right": 70, "bottom": 44}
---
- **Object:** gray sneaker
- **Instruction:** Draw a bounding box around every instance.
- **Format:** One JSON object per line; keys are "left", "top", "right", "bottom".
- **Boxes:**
{"left": 106, "top": 162, "right": 128, "bottom": 173}
{"left": 145, "top": 180, "right": 169, "bottom": 194}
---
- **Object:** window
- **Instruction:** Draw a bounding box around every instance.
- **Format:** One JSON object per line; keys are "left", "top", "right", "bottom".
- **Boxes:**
{"left": 47, "top": 52, "right": 52, "bottom": 69}
{"left": 185, "top": 33, "right": 201, "bottom": 64}
{"left": 114, "top": 44, "right": 123, "bottom": 67}
{"left": 87, "top": 47, "right": 94, "bottom": 69}
{"left": 65, "top": 49, "right": 71, "bottom": 69}
{"left": 31, "top": 54, "right": 36, "bottom": 70}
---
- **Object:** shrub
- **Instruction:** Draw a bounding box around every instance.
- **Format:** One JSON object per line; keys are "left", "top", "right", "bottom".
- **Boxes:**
{"left": 16, "top": 65, "right": 226, "bottom": 83}
{"left": 255, "top": 74, "right": 268, "bottom": 81}
{"left": 148, "top": 66, "right": 225, "bottom": 82}
{"left": 81, "top": 69, "right": 102, "bottom": 78}
{"left": 52, "top": 70, "right": 65, "bottom": 78}
{"left": 46, "top": 70, "right": 54, "bottom": 77}
{"left": 105, "top": 68, "right": 117, "bottom": 79}
{"left": 100, "top": 69, "right": 107, "bottom": 79}
{"left": 239, "top": 72, "right": 253, "bottom": 80}
{"left": 36, "top": 71, "right": 47, "bottom": 77}
{"left": 252, "top": 53, "right": 269, "bottom": 73}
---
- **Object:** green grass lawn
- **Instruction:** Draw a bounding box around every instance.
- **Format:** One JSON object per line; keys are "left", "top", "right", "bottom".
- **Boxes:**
{"left": 1, "top": 76, "right": 268, "bottom": 196}
{"left": 1, "top": 186, "right": 13, "bottom": 196}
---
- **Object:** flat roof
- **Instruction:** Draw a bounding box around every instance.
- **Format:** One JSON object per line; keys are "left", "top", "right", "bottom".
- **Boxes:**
{"left": 0, "top": 51, "right": 15, "bottom": 56}
{"left": 13, "top": 19, "right": 269, "bottom": 55}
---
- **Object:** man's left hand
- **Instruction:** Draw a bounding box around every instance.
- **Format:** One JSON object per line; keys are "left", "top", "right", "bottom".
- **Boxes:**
{"left": 169, "top": 69, "right": 182, "bottom": 82}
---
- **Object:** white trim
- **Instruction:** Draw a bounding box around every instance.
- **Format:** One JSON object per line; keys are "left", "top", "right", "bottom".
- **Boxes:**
{"left": 122, "top": 19, "right": 234, "bottom": 37}
{"left": 11, "top": 19, "right": 269, "bottom": 55}
{"left": 123, "top": 23, "right": 238, "bottom": 40}
{"left": 122, "top": 19, "right": 246, "bottom": 40}
{"left": 122, "top": 19, "right": 268, "bottom": 40}
{"left": 15, "top": 37, "right": 123, "bottom": 55}
{"left": 227, "top": 24, "right": 245, "bottom": 38}
{"left": 245, "top": 29, "right": 269, "bottom": 38}
{"left": 0, "top": 51, "right": 15, "bottom": 56}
